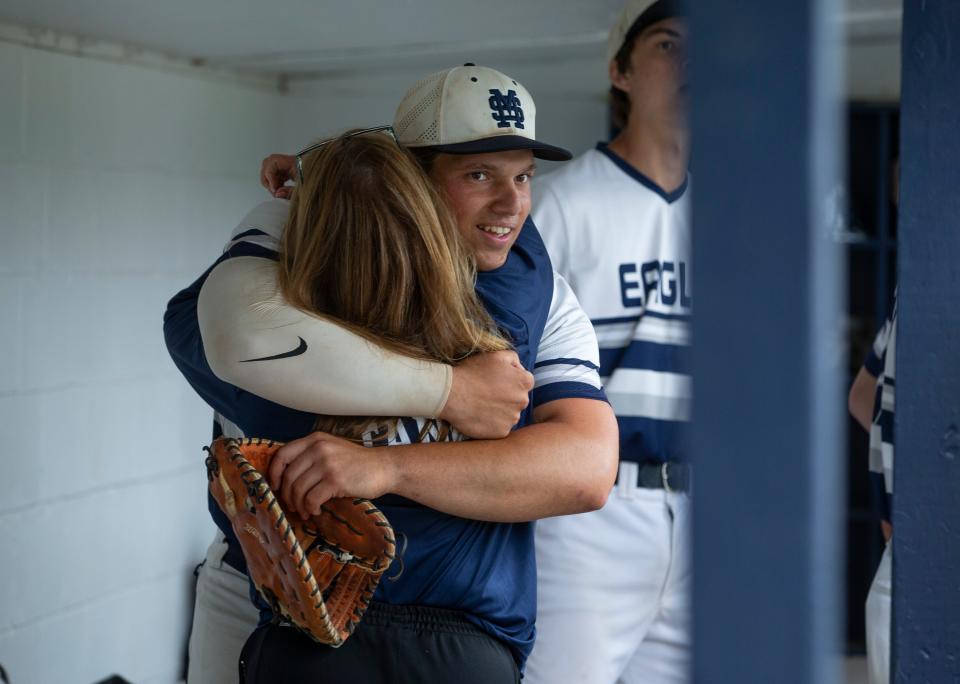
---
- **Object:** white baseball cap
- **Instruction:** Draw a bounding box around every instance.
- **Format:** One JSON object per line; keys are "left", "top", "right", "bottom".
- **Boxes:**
{"left": 393, "top": 64, "right": 572, "bottom": 161}
{"left": 607, "top": 0, "right": 684, "bottom": 64}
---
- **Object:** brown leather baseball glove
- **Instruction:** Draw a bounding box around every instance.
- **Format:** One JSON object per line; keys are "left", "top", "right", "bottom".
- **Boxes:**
{"left": 205, "top": 436, "right": 396, "bottom": 646}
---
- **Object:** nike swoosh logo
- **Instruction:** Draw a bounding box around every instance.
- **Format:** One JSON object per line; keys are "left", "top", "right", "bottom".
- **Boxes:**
{"left": 239, "top": 337, "right": 308, "bottom": 363}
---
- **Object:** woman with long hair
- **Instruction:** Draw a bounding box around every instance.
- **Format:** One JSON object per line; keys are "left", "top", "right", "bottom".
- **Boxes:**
{"left": 277, "top": 129, "right": 510, "bottom": 444}
{"left": 230, "top": 130, "right": 525, "bottom": 683}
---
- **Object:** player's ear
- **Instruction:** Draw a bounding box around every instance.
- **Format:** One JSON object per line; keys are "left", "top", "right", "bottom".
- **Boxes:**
{"left": 609, "top": 58, "right": 630, "bottom": 93}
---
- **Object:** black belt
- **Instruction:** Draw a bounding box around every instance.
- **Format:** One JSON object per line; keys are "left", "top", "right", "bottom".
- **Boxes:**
{"left": 633, "top": 460, "right": 691, "bottom": 493}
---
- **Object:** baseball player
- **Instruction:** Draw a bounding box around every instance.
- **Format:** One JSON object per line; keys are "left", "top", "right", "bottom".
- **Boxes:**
{"left": 522, "top": 2, "right": 692, "bottom": 682}
{"left": 849, "top": 294, "right": 897, "bottom": 684}
{"left": 164, "top": 65, "right": 617, "bottom": 682}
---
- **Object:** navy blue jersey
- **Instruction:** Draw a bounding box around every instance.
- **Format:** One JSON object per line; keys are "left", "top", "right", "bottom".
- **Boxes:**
{"left": 163, "top": 213, "right": 603, "bottom": 669}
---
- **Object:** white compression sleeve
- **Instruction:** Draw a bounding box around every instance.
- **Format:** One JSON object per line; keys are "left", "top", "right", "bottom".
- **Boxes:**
{"left": 198, "top": 256, "right": 453, "bottom": 418}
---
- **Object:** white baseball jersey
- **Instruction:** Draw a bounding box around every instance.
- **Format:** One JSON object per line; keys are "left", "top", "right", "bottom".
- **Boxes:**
{"left": 525, "top": 143, "right": 693, "bottom": 684}
{"left": 533, "top": 143, "right": 692, "bottom": 465}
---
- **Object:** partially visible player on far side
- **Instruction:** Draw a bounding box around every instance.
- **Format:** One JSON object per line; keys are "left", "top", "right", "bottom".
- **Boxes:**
{"left": 848, "top": 158, "right": 899, "bottom": 684}
{"left": 525, "top": 2, "right": 692, "bottom": 683}
{"left": 848, "top": 296, "right": 895, "bottom": 684}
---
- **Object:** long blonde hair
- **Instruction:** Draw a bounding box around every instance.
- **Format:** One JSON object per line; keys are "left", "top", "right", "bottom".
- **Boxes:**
{"left": 278, "top": 130, "right": 510, "bottom": 439}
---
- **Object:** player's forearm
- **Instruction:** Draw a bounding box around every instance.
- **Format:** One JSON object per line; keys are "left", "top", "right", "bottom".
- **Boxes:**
{"left": 384, "top": 399, "right": 619, "bottom": 522}
{"left": 199, "top": 256, "right": 452, "bottom": 417}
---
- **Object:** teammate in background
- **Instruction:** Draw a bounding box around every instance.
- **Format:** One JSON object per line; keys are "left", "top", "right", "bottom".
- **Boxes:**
{"left": 524, "top": 2, "right": 692, "bottom": 682}
{"left": 164, "top": 65, "right": 618, "bottom": 682}
{"left": 848, "top": 298, "right": 895, "bottom": 684}
{"left": 848, "top": 156, "right": 898, "bottom": 684}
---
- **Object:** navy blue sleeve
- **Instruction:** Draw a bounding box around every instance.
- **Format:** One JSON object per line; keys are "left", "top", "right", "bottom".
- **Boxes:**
{"left": 863, "top": 347, "right": 883, "bottom": 378}
{"left": 162, "top": 246, "right": 318, "bottom": 442}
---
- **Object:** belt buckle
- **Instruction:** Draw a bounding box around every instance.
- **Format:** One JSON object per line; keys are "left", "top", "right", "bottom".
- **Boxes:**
{"left": 660, "top": 462, "right": 675, "bottom": 494}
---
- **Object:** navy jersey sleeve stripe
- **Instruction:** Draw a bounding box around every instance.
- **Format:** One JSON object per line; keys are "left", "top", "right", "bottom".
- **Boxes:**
{"left": 224, "top": 241, "right": 279, "bottom": 260}
{"left": 532, "top": 381, "right": 607, "bottom": 408}
{"left": 231, "top": 228, "right": 271, "bottom": 242}
{"left": 863, "top": 347, "right": 883, "bottom": 376}
{"left": 534, "top": 357, "right": 600, "bottom": 371}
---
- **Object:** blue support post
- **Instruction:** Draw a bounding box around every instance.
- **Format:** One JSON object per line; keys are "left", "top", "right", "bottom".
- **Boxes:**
{"left": 893, "top": 2, "right": 960, "bottom": 681}
{"left": 690, "top": 1, "right": 845, "bottom": 682}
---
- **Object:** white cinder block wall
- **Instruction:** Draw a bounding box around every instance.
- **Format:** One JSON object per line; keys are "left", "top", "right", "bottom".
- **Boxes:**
{"left": 0, "top": 39, "right": 609, "bottom": 684}
{"left": 0, "top": 41, "right": 283, "bottom": 684}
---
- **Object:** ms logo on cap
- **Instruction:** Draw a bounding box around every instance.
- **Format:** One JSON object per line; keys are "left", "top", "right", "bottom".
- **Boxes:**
{"left": 488, "top": 89, "right": 525, "bottom": 130}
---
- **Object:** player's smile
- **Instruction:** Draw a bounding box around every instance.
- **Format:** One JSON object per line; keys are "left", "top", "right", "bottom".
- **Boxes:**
{"left": 477, "top": 223, "right": 516, "bottom": 242}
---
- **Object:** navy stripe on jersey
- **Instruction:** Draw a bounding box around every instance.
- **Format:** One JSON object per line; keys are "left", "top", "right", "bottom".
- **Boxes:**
{"left": 874, "top": 394, "right": 894, "bottom": 443}
{"left": 596, "top": 142, "right": 689, "bottom": 204}
{"left": 231, "top": 227, "right": 271, "bottom": 242}
{"left": 534, "top": 357, "right": 600, "bottom": 371}
{"left": 592, "top": 313, "right": 691, "bottom": 461}
{"left": 599, "top": 340, "right": 690, "bottom": 378}
{"left": 592, "top": 311, "right": 691, "bottom": 325}
{"left": 617, "top": 414, "right": 688, "bottom": 463}
{"left": 643, "top": 310, "right": 692, "bottom": 322}
{"left": 591, "top": 314, "right": 641, "bottom": 326}
{"left": 869, "top": 472, "right": 892, "bottom": 524}
{"left": 533, "top": 358, "right": 604, "bottom": 402}
{"left": 533, "top": 381, "right": 607, "bottom": 409}
{"left": 590, "top": 309, "right": 693, "bottom": 326}
{"left": 224, "top": 240, "right": 279, "bottom": 261}
{"left": 864, "top": 347, "right": 883, "bottom": 377}
{"left": 224, "top": 228, "right": 280, "bottom": 256}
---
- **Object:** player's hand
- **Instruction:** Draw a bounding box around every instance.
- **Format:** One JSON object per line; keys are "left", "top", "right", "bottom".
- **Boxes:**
{"left": 439, "top": 351, "right": 533, "bottom": 439}
{"left": 260, "top": 153, "right": 297, "bottom": 199}
{"left": 268, "top": 432, "right": 397, "bottom": 516}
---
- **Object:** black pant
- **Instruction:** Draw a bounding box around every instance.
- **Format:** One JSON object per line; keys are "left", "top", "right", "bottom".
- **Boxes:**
{"left": 239, "top": 602, "right": 520, "bottom": 684}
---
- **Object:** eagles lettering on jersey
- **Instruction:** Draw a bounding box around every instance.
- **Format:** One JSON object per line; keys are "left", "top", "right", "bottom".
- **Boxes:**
{"left": 533, "top": 142, "right": 692, "bottom": 465}
{"left": 619, "top": 260, "right": 692, "bottom": 310}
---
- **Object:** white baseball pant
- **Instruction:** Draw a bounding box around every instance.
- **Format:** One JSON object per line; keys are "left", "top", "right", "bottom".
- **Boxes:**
{"left": 524, "top": 463, "right": 692, "bottom": 684}
{"left": 187, "top": 532, "right": 260, "bottom": 684}
{"left": 866, "top": 542, "right": 891, "bottom": 684}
